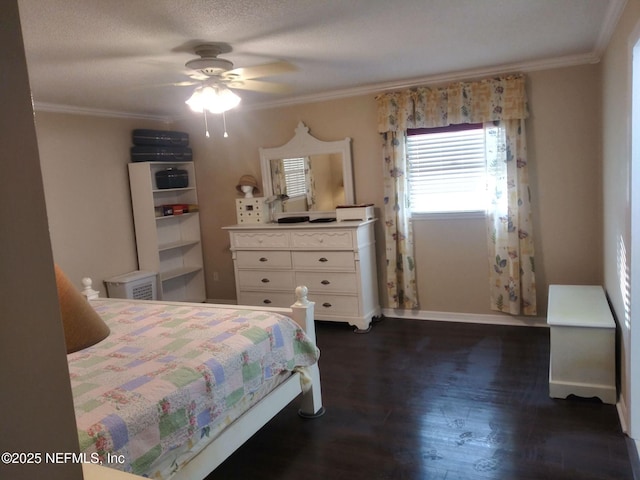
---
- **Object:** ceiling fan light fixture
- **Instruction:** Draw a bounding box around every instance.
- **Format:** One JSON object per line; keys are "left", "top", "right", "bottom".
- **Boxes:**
{"left": 185, "top": 57, "right": 234, "bottom": 76}
{"left": 185, "top": 84, "right": 241, "bottom": 114}
{"left": 185, "top": 87, "right": 204, "bottom": 113}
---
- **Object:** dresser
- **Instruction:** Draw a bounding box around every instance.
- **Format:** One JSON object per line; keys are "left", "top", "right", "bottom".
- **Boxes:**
{"left": 223, "top": 220, "right": 380, "bottom": 331}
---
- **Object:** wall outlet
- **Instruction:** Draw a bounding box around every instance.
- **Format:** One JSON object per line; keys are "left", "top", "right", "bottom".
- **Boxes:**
{"left": 213, "top": 272, "right": 219, "bottom": 281}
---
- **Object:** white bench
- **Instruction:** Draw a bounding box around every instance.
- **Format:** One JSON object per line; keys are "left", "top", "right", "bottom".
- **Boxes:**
{"left": 547, "top": 285, "right": 616, "bottom": 404}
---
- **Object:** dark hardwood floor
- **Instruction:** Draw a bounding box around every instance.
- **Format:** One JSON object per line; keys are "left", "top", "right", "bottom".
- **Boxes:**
{"left": 207, "top": 318, "right": 634, "bottom": 479}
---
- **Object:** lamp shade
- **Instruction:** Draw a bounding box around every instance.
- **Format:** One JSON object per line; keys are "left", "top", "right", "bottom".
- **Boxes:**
{"left": 54, "top": 264, "right": 110, "bottom": 353}
{"left": 186, "top": 84, "right": 241, "bottom": 114}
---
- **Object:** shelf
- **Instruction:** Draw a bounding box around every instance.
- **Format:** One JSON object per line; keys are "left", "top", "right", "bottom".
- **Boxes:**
{"left": 160, "top": 266, "right": 203, "bottom": 282}
{"left": 152, "top": 187, "right": 196, "bottom": 194}
{"left": 158, "top": 240, "right": 200, "bottom": 252}
{"left": 156, "top": 212, "right": 199, "bottom": 221}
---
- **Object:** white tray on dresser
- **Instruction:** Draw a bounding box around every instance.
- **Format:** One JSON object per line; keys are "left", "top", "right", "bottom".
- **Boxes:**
{"left": 223, "top": 220, "right": 381, "bottom": 331}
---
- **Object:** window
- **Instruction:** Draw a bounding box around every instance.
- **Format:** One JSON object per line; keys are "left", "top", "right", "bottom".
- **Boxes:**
{"left": 407, "top": 124, "right": 486, "bottom": 214}
{"left": 282, "top": 157, "right": 306, "bottom": 198}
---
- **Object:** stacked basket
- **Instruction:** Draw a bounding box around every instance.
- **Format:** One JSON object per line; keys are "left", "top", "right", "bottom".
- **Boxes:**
{"left": 130, "top": 129, "right": 192, "bottom": 162}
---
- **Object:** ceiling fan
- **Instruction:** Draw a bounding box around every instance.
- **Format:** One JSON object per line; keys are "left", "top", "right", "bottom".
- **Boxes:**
{"left": 179, "top": 42, "right": 295, "bottom": 137}
{"left": 182, "top": 42, "right": 296, "bottom": 95}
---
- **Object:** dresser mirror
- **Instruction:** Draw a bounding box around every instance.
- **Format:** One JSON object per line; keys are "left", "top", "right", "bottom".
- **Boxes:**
{"left": 259, "top": 121, "right": 354, "bottom": 220}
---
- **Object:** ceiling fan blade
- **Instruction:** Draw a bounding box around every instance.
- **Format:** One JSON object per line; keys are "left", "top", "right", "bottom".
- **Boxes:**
{"left": 146, "top": 80, "right": 199, "bottom": 88}
{"left": 227, "top": 79, "right": 293, "bottom": 94}
{"left": 171, "top": 80, "right": 199, "bottom": 87}
{"left": 122, "top": 79, "right": 199, "bottom": 93}
{"left": 224, "top": 61, "right": 296, "bottom": 80}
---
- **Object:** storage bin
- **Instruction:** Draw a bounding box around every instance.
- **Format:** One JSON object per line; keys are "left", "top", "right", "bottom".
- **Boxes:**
{"left": 155, "top": 168, "right": 189, "bottom": 189}
{"left": 132, "top": 129, "right": 189, "bottom": 147}
{"left": 130, "top": 145, "right": 193, "bottom": 162}
{"left": 104, "top": 271, "right": 158, "bottom": 300}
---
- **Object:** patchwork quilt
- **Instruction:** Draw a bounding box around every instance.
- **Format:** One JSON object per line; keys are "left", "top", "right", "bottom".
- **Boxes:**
{"left": 68, "top": 299, "right": 319, "bottom": 478}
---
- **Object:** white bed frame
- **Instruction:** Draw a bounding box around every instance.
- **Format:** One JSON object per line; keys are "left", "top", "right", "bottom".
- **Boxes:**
{"left": 80, "top": 281, "right": 324, "bottom": 480}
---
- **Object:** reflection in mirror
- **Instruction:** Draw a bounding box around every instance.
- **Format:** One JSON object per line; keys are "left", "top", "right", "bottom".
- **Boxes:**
{"left": 260, "top": 122, "right": 353, "bottom": 220}
{"left": 269, "top": 154, "right": 345, "bottom": 212}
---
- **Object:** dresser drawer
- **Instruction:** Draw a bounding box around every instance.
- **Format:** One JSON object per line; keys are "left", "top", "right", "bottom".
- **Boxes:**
{"left": 291, "top": 230, "right": 353, "bottom": 249}
{"left": 292, "top": 251, "right": 355, "bottom": 270}
{"left": 237, "top": 270, "right": 294, "bottom": 290}
{"left": 236, "top": 250, "right": 292, "bottom": 269}
{"left": 231, "top": 231, "right": 289, "bottom": 248}
{"left": 312, "top": 294, "right": 360, "bottom": 316}
{"left": 238, "top": 291, "right": 295, "bottom": 308}
{"left": 296, "top": 271, "right": 357, "bottom": 293}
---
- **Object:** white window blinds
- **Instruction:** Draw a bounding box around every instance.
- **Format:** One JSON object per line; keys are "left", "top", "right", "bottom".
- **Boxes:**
{"left": 283, "top": 157, "right": 306, "bottom": 198}
{"left": 407, "top": 126, "right": 486, "bottom": 214}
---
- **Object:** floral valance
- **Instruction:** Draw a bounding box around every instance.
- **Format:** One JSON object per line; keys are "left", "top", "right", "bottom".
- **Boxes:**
{"left": 376, "top": 74, "right": 528, "bottom": 133}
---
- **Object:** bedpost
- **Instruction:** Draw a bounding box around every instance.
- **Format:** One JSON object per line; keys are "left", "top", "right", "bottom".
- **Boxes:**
{"left": 80, "top": 277, "right": 100, "bottom": 300}
{"left": 291, "top": 286, "right": 324, "bottom": 418}
{"left": 290, "top": 286, "right": 315, "bottom": 342}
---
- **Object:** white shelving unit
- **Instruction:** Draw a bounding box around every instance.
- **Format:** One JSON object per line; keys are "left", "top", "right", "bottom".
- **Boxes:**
{"left": 128, "top": 161, "right": 205, "bottom": 302}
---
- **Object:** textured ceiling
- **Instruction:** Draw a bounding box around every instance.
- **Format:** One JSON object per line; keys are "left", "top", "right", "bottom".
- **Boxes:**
{"left": 17, "top": 0, "right": 626, "bottom": 119}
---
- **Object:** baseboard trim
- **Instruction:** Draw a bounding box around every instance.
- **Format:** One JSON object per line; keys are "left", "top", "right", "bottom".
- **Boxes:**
{"left": 618, "top": 395, "right": 630, "bottom": 434}
{"left": 614, "top": 393, "right": 640, "bottom": 480}
{"left": 626, "top": 436, "right": 640, "bottom": 480}
{"left": 381, "top": 308, "right": 547, "bottom": 327}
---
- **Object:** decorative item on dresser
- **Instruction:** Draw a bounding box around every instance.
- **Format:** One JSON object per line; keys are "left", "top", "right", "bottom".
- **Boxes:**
{"left": 223, "top": 220, "right": 381, "bottom": 332}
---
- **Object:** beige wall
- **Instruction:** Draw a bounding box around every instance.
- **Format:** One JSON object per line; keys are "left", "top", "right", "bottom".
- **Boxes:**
{"left": 527, "top": 65, "right": 604, "bottom": 309}
{"left": 34, "top": 65, "right": 605, "bottom": 317}
{"left": 413, "top": 65, "right": 603, "bottom": 316}
{"left": 173, "top": 97, "right": 382, "bottom": 302}
{"left": 602, "top": 0, "right": 640, "bottom": 437}
{"left": 35, "top": 112, "right": 169, "bottom": 289}
{"left": 171, "top": 67, "right": 603, "bottom": 316}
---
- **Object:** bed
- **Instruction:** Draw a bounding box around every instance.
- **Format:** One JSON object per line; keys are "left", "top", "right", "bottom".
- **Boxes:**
{"left": 68, "top": 279, "right": 323, "bottom": 480}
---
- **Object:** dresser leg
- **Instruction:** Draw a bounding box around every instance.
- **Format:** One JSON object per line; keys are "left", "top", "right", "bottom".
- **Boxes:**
{"left": 353, "top": 325, "right": 372, "bottom": 334}
{"left": 353, "top": 314, "right": 385, "bottom": 333}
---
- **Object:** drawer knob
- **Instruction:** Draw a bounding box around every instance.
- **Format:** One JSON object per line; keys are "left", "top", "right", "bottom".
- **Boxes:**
{"left": 263, "top": 299, "right": 272, "bottom": 304}
{"left": 318, "top": 257, "right": 328, "bottom": 263}
{"left": 321, "top": 280, "right": 330, "bottom": 285}
{"left": 259, "top": 257, "right": 268, "bottom": 262}
{"left": 322, "top": 302, "right": 332, "bottom": 308}
{"left": 261, "top": 278, "right": 270, "bottom": 283}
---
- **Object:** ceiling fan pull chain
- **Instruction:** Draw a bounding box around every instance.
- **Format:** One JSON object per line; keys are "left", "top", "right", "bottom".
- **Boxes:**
{"left": 204, "top": 109, "right": 210, "bottom": 138}
{"left": 223, "top": 111, "right": 229, "bottom": 138}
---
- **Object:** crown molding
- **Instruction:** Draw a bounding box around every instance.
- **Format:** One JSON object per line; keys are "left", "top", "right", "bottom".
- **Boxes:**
{"left": 250, "top": 51, "right": 602, "bottom": 111}
{"left": 33, "top": 101, "right": 173, "bottom": 123}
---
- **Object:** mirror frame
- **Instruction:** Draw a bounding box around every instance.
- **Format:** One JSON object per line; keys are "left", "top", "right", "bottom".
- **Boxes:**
{"left": 259, "top": 121, "right": 354, "bottom": 220}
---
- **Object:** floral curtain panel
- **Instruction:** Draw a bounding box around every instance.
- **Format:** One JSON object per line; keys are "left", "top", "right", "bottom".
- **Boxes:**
{"left": 269, "top": 159, "right": 286, "bottom": 196}
{"left": 377, "top": 75, "right": 529, "bottom": 131}
{"left": 376, "top": 74, "right": 536, "bottom": 315}
{"left": 485, "top": 119, "right": 536, "bottom": 315}
{"left": 381, "top": 130, "right": 418, "bottom": 308}
{"left": 304, "top": 157, "right": 317, "bottom": 210}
